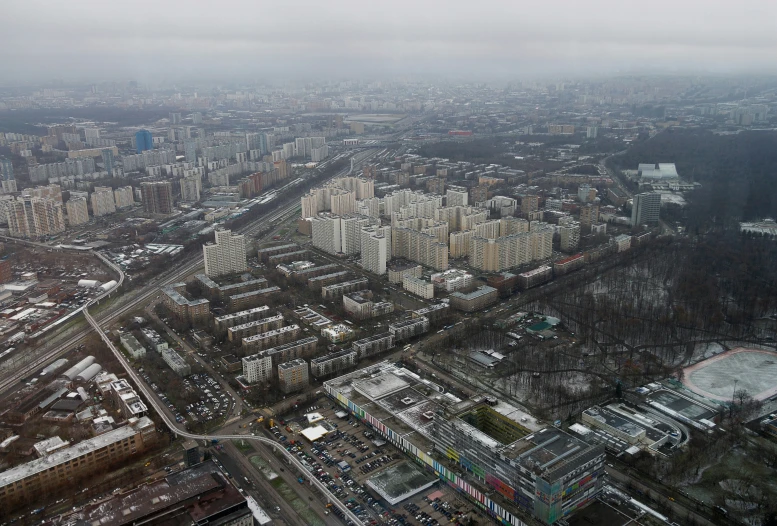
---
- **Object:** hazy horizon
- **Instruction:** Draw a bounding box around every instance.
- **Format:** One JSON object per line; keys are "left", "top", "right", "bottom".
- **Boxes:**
{"left": 2, "top": 0, "right": 777, "bottom": 83}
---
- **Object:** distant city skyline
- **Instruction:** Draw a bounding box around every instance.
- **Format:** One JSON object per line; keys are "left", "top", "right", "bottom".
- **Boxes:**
{"left": 1, "top": 0, "right": 776, "bottom": 82}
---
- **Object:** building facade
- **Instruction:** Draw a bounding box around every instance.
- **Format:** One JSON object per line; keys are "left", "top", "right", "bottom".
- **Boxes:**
{"left": 203, "top": 229, "right": 247, "bottom": 278}
{"left": 65, "top": 196, "right": 89, "bottom": 226}
{"left": 278, "top": 358, "right": 309, "bottom": 394}
{"left": 140, "top": 181, "right": 174, "bottom": 215}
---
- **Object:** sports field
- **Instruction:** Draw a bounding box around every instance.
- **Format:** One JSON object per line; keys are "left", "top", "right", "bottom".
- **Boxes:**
{"left": 682, "top": 348, "right": 777, "bottom": 402}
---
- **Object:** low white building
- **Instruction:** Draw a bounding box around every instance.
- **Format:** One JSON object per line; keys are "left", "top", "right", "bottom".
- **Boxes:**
{"left": 403, "top": 276, "right": 434, "bottom": 299}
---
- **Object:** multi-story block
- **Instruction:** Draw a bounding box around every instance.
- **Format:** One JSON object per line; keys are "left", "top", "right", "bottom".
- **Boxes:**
{"left": 242, "top": 324, "right": 301, "bottom": 352}
{"left": 310, "top": 349, "right": 357, "bottom": 378}
{"left": 161, "top": 348, "right": 191, "bottom": 376}
{"left": 113, "top": 186, "right": 134, "bottom": 209}
{"left": 579, "top": 203, "right": 600, "bottom": 230}
{"left": 214, "top": 306, "right": 270, "bottom": 331}
{"left": 517, "top": 265, "right": 553, "bottom": 289}
{"left": 7, "top": 197, "right": 66, "bottom": 238}
{"left": 631, "top": 192, "right": 661, "bottom": 226}
{"left": 227, "top": 314, "right": 284, "bottom": 343}
{"left": 402, "top": 276, "right": 434, "bottom": 299}
{"left": 227, "top": 286, "right": 281, "bottom": 311}
{"left": 0, "top": 417, "right": 155, "bottom": 512}
{"left": 553, "top": 254, "right": 585, "bottom": 276}
{"left": 65, "top": 196, "right": 89, "bottom": 226}
{"left": 180, "top": 176, "right": 201, "bottom": 202}
{"left": 446, "top": 185, "right": 469, "bottom": 206}
{"left": 321, "top": 278, "right": 369, "bottom": 300}
{"left": 559, "top": 222, "right": 581, "bottom": 253}
{"left": 259, "top": 337, "right": 318, "bottom": 370}
{"left": 242, "top": 353, "right": 273, "bottom": 384}
{"left": 278, "top": 358, "right": 309, "bottom": 394}
{"left": 140, "top": 181, "right": 174, "bottom": 215}
{"left": 430, "top": 269, "right": 474, "bottom": 292}
{"left": 352, "top": 332, "right": 394, "bottom": 358}
{"left": 360, "top": 226, "right": 388, "bottom": 275}
{"left": 388, "top": 316, "right": 429, "bottom": 342}
{"left": 412, "top": 303, "right": 451, "bottom": 324}
{"left": 203, "top": 229, "right": 247, "bottom": 278}
{"left": 387, "top": 262, "right": 422, "bottom": 284}
{"left": 449, "top": 285, "right": 498, "bottom": 312}
{"left": 449, "top": 230, "right": 472, "bottom": 258}
{"left": 160, "top": 283, "right": 210, "bottom": 324}
{"left": 90, "top": 186, "right": 116, "bottom": 217}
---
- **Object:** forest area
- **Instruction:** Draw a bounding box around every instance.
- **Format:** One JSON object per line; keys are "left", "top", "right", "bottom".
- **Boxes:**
{"left": 609, "top": 128, "right": 777, "bottom": 224}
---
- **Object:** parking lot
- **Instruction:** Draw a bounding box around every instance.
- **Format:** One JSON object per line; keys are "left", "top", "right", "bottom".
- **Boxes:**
{"left": 267, "top": 400, "right": 472, "bottom": 526}
{"left": 140, "top": 369, "right": 233, "bottom": 425}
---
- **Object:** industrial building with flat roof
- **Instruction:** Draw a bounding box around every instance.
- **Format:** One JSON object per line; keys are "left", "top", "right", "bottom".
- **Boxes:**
{"left": 50, "top": 460, "right": 256, "bottom": 526}
{"left": 0, "top": 417, "right": 156, "bottom": 512}
{"left": 324, "top": 363, "right": 604, "bottom": 526}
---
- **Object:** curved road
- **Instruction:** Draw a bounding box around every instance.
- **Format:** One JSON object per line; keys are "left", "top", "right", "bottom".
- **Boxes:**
{"left": 83, "top": 307, "right": 362, "bottom": 526}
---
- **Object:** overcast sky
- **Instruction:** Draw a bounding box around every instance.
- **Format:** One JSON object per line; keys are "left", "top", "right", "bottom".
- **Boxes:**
{"left": 2, "top": 0, "right": 776, "bottom": 83}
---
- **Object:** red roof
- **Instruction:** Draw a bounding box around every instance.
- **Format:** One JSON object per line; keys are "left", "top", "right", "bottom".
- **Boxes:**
{"left": 555, "top": 254, "right": 584, "bottom": 265}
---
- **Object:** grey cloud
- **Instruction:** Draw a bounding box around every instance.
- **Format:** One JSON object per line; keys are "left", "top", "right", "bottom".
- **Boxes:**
{"left": 1, "top": 0, "right": 776, "bottom": 82}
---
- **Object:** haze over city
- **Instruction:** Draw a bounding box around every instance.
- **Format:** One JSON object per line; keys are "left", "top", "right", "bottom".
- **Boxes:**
{"left": 1, "top": 2, "right": 777, "bottom": 526}
{"left": 2, "top": 0, "right": 777, "bottom": 82}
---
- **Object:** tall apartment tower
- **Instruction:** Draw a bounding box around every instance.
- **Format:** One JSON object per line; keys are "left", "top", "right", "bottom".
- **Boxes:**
{"left": 66, "top": 197, "right": 89, "bottom": 226}
{"left": 579, "top": 203, "right": 600, "bottom": 230}
{"left": 7, "top": 197, "right": 66, "bottom": 238}
{"left": 180, "top": 177, "right": 201, "bottom": 202}
{"left": 114, "top": 186, "right": 134, "bottom": 209}
{"left": 140, "top": 181, "right": 174, "bottom": 215}
{"left": 135, "top": 129, "right": 153, "bottom": 153}
{"left": 101, "top": 149, "right": 115, "bottom": 176}
{"left": 559, "top": 222, "right": 581, "bottom": 253}
{"left": 90, "top": 186, "right": 116, "bottom": 217}
{"left": 521, "top": 195, "right": 539, "bottom": 214}
{"left": 1, "top": 158, "right": 16, "bottom": 193}
{"left": 631, "top": 192, "right": 661, "bottom": 226}
{"left": 203, "top": 229, "right": 247, "bottom": 278}
{"left": 360, "top": 227, "right": 388, "bottom": 275}
{"left": 446, "top": 186, "right": 468, "bottom": 207}
{"left": 311, "top": 215, "right": 342, "bottom": 255}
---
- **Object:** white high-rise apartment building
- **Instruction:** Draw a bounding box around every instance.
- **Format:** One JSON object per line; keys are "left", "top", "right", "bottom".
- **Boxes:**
{"left": 559, "top": 222, "right": 581, "bottom": 253}
{"left": 631, "top": 192, "right": 661, "bottom": 226}
{"left": 311, "top": 215, "right": 342, "bottom": 254}
{"left": 203, "top": 229, "right": 247, "bottom": 277}
{"left": 341, "top": 215, "right": 375, "bottom": 255}
{"left": 242, "top": 354, "right": 273, "bottom": 384}
{"left": 66, "top": 197, "right": 89, "bottom": 226}
{"left": 180, "top": 177, "right": 201, "bottom": 202}
{"left": 446, "top": 186, "right": 469, "bottom": 207}
{"left": 114, "top": 186, "right": 134, "bottom": 209}
{"left": 360, "top": 226, "right": 388, "bottom": 275}
{"left": 90, "top": 187, "right": 116, "bottom": 217}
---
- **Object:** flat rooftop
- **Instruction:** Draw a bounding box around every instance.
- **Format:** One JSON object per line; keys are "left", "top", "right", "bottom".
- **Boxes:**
{"left": 365, "top": 461, "right": 438, "bottom": 506}
{"left": 56, "top": 460, "right": 246, "bottom": 525}
{"left": 0, "top": 417, "right": 153, "bottom": 487}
